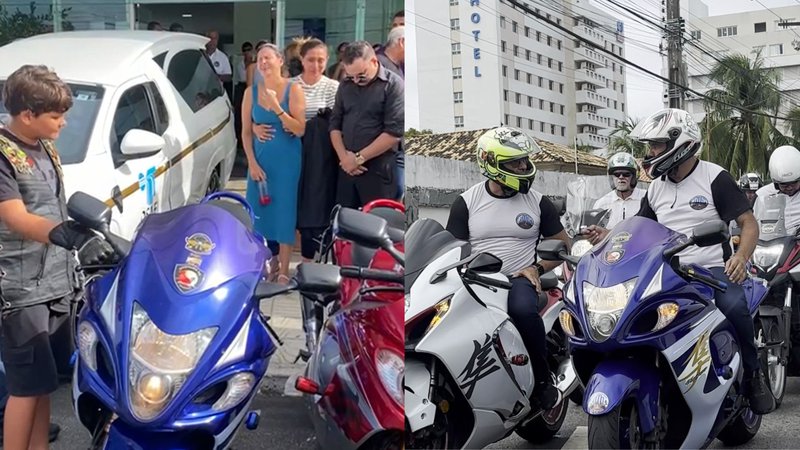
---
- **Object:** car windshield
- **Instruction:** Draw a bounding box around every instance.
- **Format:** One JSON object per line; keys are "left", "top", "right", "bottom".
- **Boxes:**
{"left": 0, "top": 81, "right": 103, "bottom": 165}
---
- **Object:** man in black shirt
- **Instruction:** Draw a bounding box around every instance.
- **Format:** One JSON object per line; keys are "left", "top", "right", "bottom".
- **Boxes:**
{"left": 330, "top": 41, "right": 404, "bottom": 208}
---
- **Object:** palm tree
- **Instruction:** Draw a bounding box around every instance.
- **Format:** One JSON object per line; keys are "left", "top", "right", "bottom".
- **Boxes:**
{"left": 701, "top": 52, "right": 783, "bottom": 176}
{"left": 607, "top": 118, "right": 647, "bottom": 158}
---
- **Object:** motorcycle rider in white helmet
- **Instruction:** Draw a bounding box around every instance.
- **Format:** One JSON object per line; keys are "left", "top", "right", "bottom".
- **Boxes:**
{"left": 593, "top": 152, "right": 647, "bottom": 229}
{"left": 754, "top": 145, "right": 800, "bottom": 234}
{"left": 584, "top": 108, "right": 774, "bottom": 414}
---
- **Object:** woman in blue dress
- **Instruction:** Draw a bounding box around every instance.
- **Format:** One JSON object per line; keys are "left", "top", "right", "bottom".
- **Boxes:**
{"left": 241, "top": 42, "right": 306, "bottom": 283}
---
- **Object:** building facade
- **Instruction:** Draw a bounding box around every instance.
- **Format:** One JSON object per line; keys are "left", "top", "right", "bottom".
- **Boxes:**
{"left": 666, "top": 0, "right": 800, "bottom": 130}
{"left": 407, "top": 0, "right": 628, "bottom": 149}
{"left": 0, "top": 0, "right": 402, "bottom": 60}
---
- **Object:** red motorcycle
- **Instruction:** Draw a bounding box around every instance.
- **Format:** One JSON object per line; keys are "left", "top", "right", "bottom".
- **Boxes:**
{"left": 294, "top": 202, "right": 405, "bottom": 449}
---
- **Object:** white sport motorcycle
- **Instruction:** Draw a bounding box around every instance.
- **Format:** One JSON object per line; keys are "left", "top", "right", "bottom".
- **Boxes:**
{"left": 404, "top": 218, "right": 578, "bottom": 449}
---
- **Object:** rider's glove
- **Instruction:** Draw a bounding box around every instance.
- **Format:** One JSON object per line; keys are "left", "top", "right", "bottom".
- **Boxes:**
{"left": 49, "top": 220, "right": 117, "bottom": 265}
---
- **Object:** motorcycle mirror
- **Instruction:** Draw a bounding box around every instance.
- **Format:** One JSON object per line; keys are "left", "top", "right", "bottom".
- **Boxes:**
{"left": 466, "top": 253, "right": 503, "bottom": 274}
{"left": 692, "top": 221, "right": 730, "bottom": 247}
{"left": 67, "top": 191, "right": 112, "bottom": 232}
{"left": 334, "top": 207, "right": 391, "bottom": 250}
{"left": 537, "top": 239, "right": 569, "bottom": 262}
{"left": 295, "top": 263, "right": 341, "bottom": 294}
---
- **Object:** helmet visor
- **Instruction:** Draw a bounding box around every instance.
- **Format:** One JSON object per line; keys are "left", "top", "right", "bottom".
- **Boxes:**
{"left": 498, "top": 154, "right": 535, "bottom": 178}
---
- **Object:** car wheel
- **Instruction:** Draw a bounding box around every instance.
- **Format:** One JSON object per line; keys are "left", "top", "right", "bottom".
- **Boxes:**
{"left": 207, "top": 165, "right": 222, "bottom": 194}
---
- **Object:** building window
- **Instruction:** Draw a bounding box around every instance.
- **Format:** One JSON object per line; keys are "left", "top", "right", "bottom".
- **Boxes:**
{"left": 549, "top": 80, "right": 554, "bottom": 90}
{"left": 551, "top": 124, "right": 556, "bottom": 135}
{"left": 453, "top": 67, "right": 462, "bottom": 79}
{"left": 560, "top": 105, "right": 564, "bottom": 115}
{"left": 753, "top": 45, "right": 765, "bottom": 55}
{"left": 514, "top": 69, "right": 520, "bottom": 80}
{"left": 622, "top": 102, "right": 625, "bottom": 112}
{"left": 755, "top": 22, "right": 766, "bottom": 33}
{"left": 502, "top": 65, "right": 507, "bottom": 76}
{"left": 539, "top": 99, "right": 544, "bottom": 109}
{"left": 558, "top": 61, "right": 563, "bottom": 72}
{"left": 528, "top": 96, "right": 533, "bottom": 107}
{"left": 455, "top": 116, "right": 464, "bottom": 128}
{"left": 547, "top": 35, "right": 552, "bottom": 46}
{"left": 454, "top": 92, "right": 463, "bottom": 103}
{"left": 560, "top": 83, "right": 564, "bottom": 93}
{"left": 505, "top": 114, "right": 509, "bottom": 125}
{"left": 515, "top": 92, "right": 521, "bottom": 104}
{"left": 538, "top": 77, "right": 543, "bottom": 87}
{"left": 450, "top": 0, "right": 459, "bottom": 5}
{"left": 514, "top": 45, "right": 520, "bottom": 56}
{"left": 512, "top": 21, "right": 518, "bottom": 32}
{"left": 501, "top": 41, "right": 507, "bottom": 52}
{"left": 770, "top": 43, "right": 784, "bottom": 55}
{"left": 526, "top": 49, "right": 531, "bottom": 60}
{"left": 536, "top": 31, "right": 541, "bottom": 41}
{"left": 540, "top": 121, "right": 545, "bottom": 132}
{"left": 527, "top": 73, "right": 532, "bottom": 83}
{"left": 517, "top": 116, "right": 522, "bottom": 127}
{"left": 529, "top": 119, "right": 534, "bottom": 129}
{"left": 452, "top": 43, "right": 461, "bottom": 54}
{"left": 621, "top": 83, "right": 624, "bottom": 94}
{"left": 557, "top": 17, "right": 561, "bottom": 25}
{"left": 537, "top": 54, "right": 542, "bottom": 64}
{"left": 451, "top": 19, "right": 460, "bottom": 30}
{"left": 549, "top": 102, "right": 554, "bottom": 112}
{"left": 557, "top": 40, "right": 562, "bottom": 49}
{"left": 548, "top": 58, "right": 553, "bottom": 68}
{"left": 500, "top": 16, "right": 506, "bottom": 28}
{"left": 561, "top": 126, "right": 565, "bottom": 137}
{"left": 717, "top": 25, "right": 737, "bottom": 37}
{"left": 504, "top": 89, "right": 508, "bottom": 101}
{"left": 525, "top": 26, "right": 530, "bottom": 37}
{"left": 690, "top": 30, "right": 701, "bottom": 40}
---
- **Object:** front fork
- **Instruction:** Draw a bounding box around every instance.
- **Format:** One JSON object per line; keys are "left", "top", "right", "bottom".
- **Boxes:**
{"left": 297, "top": 292, "right": 323, "bottom": 362}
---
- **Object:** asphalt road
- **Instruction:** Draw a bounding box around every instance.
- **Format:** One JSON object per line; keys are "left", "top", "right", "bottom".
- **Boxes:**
{"left": 49, "top": 377, "right": 316, "bottom": 450}
{"left": 489, "top": 378, "right": 800, "bottom": 449}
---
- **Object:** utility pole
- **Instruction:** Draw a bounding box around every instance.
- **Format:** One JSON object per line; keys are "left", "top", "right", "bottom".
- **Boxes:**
{"left": 665, "top": 0, "right": 685, "bottom": 109}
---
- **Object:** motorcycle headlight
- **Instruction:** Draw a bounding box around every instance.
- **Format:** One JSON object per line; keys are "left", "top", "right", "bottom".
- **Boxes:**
{"left": 212, "top": 372, "right": 256, "bottom": 411}
{"left": 583, "top": 278, "right": 637, "bottom": 342}
{"left": 571, "top": 240, "right": 593, "bottom": 258}
{"left": 752, "top": 244, "right": 783, "bottom": 271}
{"left": 78, "top": 321, "right": 98, "bottom": 371}
{"left": 128, "top": 302, "right": 217, "bottom": 421}
{"left": 375, "top": 349, "right": 404, "bottom": 405}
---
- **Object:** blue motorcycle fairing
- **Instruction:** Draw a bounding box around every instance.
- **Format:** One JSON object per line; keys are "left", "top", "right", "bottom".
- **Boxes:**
{"left": 583, "top": 358, "right": 661, "bottom": 434}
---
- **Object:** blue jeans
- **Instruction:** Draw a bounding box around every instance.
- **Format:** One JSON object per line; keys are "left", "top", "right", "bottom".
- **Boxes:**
{"left": 709, "top": 267, "right": 758, "bottom": 373}
{"left": 396, "top": 152, "right": 405, "bottom": 200}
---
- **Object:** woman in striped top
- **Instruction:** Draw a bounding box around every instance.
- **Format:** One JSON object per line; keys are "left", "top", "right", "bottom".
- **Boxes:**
{"left": 294, "top": 38, "right": 341, "bottom": 261}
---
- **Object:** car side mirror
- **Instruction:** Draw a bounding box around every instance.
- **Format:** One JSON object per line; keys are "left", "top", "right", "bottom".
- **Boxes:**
{"left": 538, "top": 239, "right": 569, "bottom": 262}
{"left": 295, "top": 263, "right": 341, "bottom": 295}
{"left": 334, "top": 207, "right": 391, "bottom": 250}
{"left": 67, "top": 192, "right": 112, "bottom": 232}
{"left": 466, "top": 253, "right": 503, "bottom": 274}
{"left": 692, "top": 221, "right": 729, "bottom": 247}
{"left": 120, "top": 129, "right": 165, "bottom": 158}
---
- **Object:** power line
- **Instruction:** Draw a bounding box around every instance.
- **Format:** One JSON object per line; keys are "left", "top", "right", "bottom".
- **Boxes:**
{"left": 501, "top": 0, "right": 800, "bottom": 121}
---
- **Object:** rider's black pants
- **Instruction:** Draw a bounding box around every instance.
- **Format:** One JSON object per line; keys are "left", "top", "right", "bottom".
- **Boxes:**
{"left": 507, "top": 277, "right": 550, "bottom": 384}
{"left": 708, "top": 267, "right": 759, "bottom": 374}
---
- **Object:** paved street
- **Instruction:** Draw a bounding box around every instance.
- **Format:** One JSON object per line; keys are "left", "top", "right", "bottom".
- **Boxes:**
{"left": 489, "top": 378, "right": 800, "bottom": 449}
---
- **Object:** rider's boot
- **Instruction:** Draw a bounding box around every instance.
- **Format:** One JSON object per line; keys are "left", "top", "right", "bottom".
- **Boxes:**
{"left": 531, "top": 380, "right": 562, "bottom": 411}
{"left": 743, "top": 369, "right": 776, "bottom": 414}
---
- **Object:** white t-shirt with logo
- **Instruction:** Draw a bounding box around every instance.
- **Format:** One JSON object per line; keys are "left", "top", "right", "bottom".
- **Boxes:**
{"left": 593, "top": 188, "right": 647, "bottom": 229}
{"left": 754, "top": 184, "right": 800, "bottom": 235}
{"left": 446, "top": 181, "right": 564, "bottom": 276}
{"left": 638, "top": 160, "right": 749, "bottom": 268}
{"left": 208, "top": 49, "right": 232, "bottom": 77}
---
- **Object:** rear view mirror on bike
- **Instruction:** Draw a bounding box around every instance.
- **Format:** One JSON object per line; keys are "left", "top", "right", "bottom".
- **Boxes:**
{"left": 66, "top": 191, "right": 112, "bottom": 232}
{"left": 466, "top": 253, "right": 503, "bottom": 274}
{"left": 295, "top": 263, "right": 342, "bottom": 294}
{"left": 692, "top": 220, "right": 730, "bottom": 247}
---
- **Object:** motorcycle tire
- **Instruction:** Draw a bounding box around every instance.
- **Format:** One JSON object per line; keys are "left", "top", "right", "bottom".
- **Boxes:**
{"left": 515, "top": 397, "right": 569, "bottom": 444}
{"left": 717, "top": 408, "right": 761, "bottom": 446}
{"left": 587, "top": 402, "right": 663, "bottom": 449}
{"left": 569, "top": 385, "right": 585, "bottom": 405}
{"left": 756, "top": 318, "right": 787, "bottom": 407}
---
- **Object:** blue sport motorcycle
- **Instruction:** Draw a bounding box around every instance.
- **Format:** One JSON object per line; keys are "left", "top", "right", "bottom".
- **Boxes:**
{"left": 67, "top": 191, "right": 294, "bottom": 449}
{"left": 538, "top": 217, "right": 775, "bottom": 448}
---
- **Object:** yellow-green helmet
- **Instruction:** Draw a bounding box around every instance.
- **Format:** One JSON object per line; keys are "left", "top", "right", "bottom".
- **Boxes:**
{"left": 476, "top": 127, "right": 541, "bottom": 194}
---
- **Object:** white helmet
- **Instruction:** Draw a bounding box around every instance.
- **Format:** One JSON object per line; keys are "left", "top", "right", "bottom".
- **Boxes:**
{"left": 769, "top": 145, "right": 800, "bottom": 184}
{"left": 631, "top": 108, "right": 701, "bottom": 178}
{"left": 607, "top": 152, "right": 639, "bottom": 189}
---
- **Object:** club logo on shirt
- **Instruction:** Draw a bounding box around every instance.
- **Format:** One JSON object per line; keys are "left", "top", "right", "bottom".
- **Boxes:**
{"left": 689, "top": 195, "right": 709, "bottom": 210}
{"left": 516, "top": 213, "right": 534, "bottom": 230}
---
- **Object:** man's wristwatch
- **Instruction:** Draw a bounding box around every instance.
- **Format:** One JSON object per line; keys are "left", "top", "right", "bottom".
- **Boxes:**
{"left": 534, "top": 263, "right": 545, "bottom": 276}
{"left": 355, "top": 152, "right": 366, "bottom": 165}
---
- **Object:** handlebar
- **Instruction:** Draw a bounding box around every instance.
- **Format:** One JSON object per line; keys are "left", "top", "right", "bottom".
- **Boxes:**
{"left": 340, "top": 266, "right": 403, "bottom": 283}
{"left": 462, "top": 270, "right": 513, "bottom": 290}
{"left": 679, "top": 265, "right": 727, "bottom": 292}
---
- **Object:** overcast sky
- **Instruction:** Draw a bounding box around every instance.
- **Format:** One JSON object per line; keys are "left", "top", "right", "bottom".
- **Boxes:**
{"left": 597, "top": 0, "right": 800, "bottom": 120}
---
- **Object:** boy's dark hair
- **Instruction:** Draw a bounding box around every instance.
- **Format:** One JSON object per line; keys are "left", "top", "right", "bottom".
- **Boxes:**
{"left": 3, "top": 65, "right": 72, "bottom": 116}
{"left": 342, "top": 41, "right": 375, "bottom": 65}
{"left": 393, "top": 10, "right": 404, "bottom": 19}
{"left": 147, "top": 21, "right": 161, "bottom": 30}
{"left": 299, "top": 38, "right": 327, "bottom": 57}
{"left": 169, "top": 22, "right": 183, "bottom": 32}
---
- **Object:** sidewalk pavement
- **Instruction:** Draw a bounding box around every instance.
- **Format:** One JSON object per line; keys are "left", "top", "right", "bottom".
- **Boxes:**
{"left": 226, "top": 178, "right": 307, "bottom": 387}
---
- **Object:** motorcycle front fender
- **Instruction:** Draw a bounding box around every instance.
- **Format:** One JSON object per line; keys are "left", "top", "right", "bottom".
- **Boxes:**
{"left": 583, "top": 358, "right": 660, "bottom": 434}
{"left": 405, "top": 357, "right": 437, "bottom": 433}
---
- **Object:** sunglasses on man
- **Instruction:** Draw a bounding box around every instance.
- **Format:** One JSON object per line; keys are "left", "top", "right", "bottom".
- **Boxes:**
{"left": 612, "top": 171, "right": 633, "bottom": 179}
{"left": 345, "top": 72, "right": 370, "bottom": 84}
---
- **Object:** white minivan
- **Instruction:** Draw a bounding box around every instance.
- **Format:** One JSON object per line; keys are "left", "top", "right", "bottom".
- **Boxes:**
{"left": 0, "top": 31, "right": 237, "bottom": 238}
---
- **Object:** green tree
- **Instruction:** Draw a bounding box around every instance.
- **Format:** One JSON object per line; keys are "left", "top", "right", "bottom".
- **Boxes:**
{"left": 0, "top": 2, "right": 72, "bottom": 47}
{"left": 701, "top": 52, "right": 783, "bottom": 176}
{"left": 404, "top": 128, "right": 434, "bottom": 138}
{"left": 607, "top": 118, "right": 647, "bottom": 158}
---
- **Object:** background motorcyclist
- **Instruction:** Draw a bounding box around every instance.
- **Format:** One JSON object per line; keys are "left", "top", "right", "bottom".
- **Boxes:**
{"left": 584, "top": 108, "right": 775, "bottom": 414}
{"left": 738, "top": 173, "right": 762, "bottom": 207}
{"left": 593, "top": 152, "right": 646, "bottom": 229}
{"left": 445, "top": 127, "right": 571, "bottom": 410}
{"left": 754, "top": 145, "right": 800, "bottom": 235}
